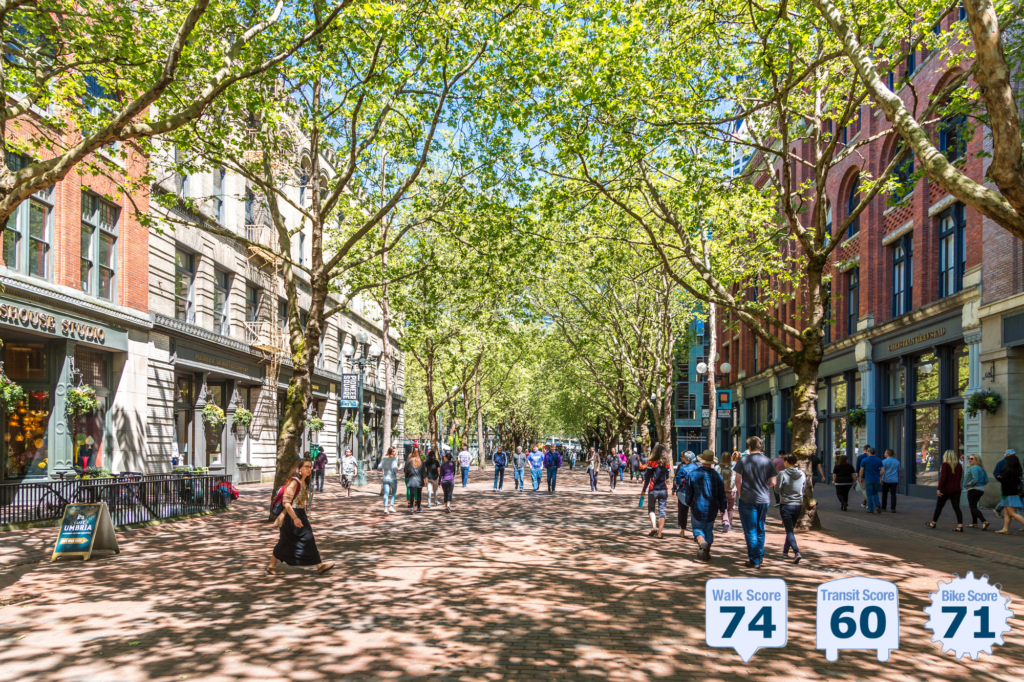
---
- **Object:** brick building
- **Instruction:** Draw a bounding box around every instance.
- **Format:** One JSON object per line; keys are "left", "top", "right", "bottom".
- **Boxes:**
{"left": 718, "top": 12, "right": 1024, "bottom": 503}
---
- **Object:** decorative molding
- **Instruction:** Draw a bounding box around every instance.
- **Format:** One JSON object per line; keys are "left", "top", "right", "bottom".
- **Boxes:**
{"left": 882, "top": 220, "right": 915, "bottom": 246}
{"left": 928, "top": 194, "right": 957, "bottom": 217}
{"left": 837, "top": 255, "right": 861, "bottom": 273}
{"left": 963, "top": 326, "right": 983, "bottom": 345}
{"left": 152, "top": 313, "right": 254, "bottom": 355}
{"left": 1, "top": 275, "right": 152, "bottom": 330}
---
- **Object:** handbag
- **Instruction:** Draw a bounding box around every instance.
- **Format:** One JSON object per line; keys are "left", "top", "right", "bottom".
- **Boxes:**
{"left": 270, "top": 477, "right": 300, "bottom": 517}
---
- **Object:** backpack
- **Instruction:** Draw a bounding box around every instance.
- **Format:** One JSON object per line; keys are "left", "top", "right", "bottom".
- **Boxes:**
{"left": 270, "top": 477, "right": 300, "bottom": 517}
{"left": 674, "top": 465, "right": 689, "bottom": 493}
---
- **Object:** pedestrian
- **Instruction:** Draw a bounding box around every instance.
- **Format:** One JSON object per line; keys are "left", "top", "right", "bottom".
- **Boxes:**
{"left": 458, "top": 447, "right": 472, "bottom": 487}
{"left": 618, "top": 450, "right": 627, "bottom": 482}
{"left": 880, "top": 449, "right": 901, "bottom": 512}
{"left": 340, "top": 447, "right": 357, "bottom": 498}
{"left": 963, "top": 453, "right": 989, "bottom": 529}
{"left": 772, "top": 450, "right": 785, "bottom": 507}
{"left": 856, "top": 446, "right": 872, "bottom": 508}
{"left": 777, "top": 454, "right": 806, "bottom": 564}
{"left": 440, "top": 452, "right": 456, "bottom": 512}
{"left": 377, "top": 447, "right": 400, "bottom": 514}
{"left": 927, "top": 449, "right": 964, "bottom": 531}
{"left": 493, "top": 445, "right": 508, "bottom": 491}
{"left": 528, "top": 445, "right": 545, "bottom": 490}
{"left": 266, "top": 459, "right": 334, "bottom": 575}
{"left": 811, "top": 451, "right": 826, "bottom": 484}
{"left": 995, "top": 452, "right": 1024, "bottom": 534}
{"left": 424, "top": 450, "right": 441, "bottom": 508}
{"left": 642, "top": 443, "right": 672, "bottom": 539}
{"left": 720, "top": 451, "right": 739, "bottom": 532}
{"left": 673, "top": 450, "right": 698, "bottom": 536}
{"left": 832, "top": 454, "right": 856, "bottom": 511}
{"left": 405, "top": 449, "right": 426, "bottom": 514}
{"left": 312, "top": 448, "right": 328, "bottom": 492}
{"left": 629, "top": 450, "right": 641, "bottom": 483}
{"left": 569, "top": 448, "right": 578, "bottom": 470}
{"left": 733, "top": 436, "right": 777, "bottom": 568}
{"left": 605, "top": 450, "right": 620, "bottom": 492}
{"left": 586, "top": 446, "right": 600, "bottom": 492}
{"left": 859, "top": 447, "right": 884, "bottom": 514}
{"left": 686, "top": 450, "right": 727, "bottom": 561}
{"left": 512, "top": 446, "right": 528, "bottom": 491}
{"left": 545, "top": 445, "right": 562, "bottom": 491}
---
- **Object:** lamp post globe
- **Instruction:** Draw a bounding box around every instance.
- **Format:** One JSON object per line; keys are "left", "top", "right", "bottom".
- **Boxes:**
{"left": 720, "top": 362, "right": 732, "bottom": 374}
{"left": 696, "top": 361, "right": 708, "bottom": 375}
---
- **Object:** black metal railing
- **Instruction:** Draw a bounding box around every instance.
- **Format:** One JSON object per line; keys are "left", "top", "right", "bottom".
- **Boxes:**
{"left": 0, "top": 473, "right": 232, "bottom": 527}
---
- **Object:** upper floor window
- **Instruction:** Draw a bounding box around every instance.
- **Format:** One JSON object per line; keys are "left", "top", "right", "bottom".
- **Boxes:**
{"left": 939, "top": 203, "right": 966, "bottom": 298}
{"left": 173, "top": 146, "right": 189, "bottom": 198}
{"left": 907, "top": 50, "right": 916, "bottom": 78}
{"left": 174, "top": 250, "right": 195, "bottom": 323}
{"left": 940, "top": 114, "right": 967, "bottom": 162}
{"left": 753, "top": 338, "right": 759, "bottom": 374}
{"left": 298, "top": 232, "right": 306, "bottom": 267}
{"left": 213, "top": 269, "right": 230, "bottom": 335}
{"left": 892, "top": 236, "right": 913, "bottom": 317}
{"left": 893, "top": 150, "right": 915, "bottom": 202}
{"left": 213, "top": 168, "right": 225, "bottom": 225}
{"left": 245, "top": 285, "right": 259, "bottom": 323}
{"left": 823, "top": 281, "right": 832, "bottom": 345}
{"left": 824, "top": 200, "right": 832, "bottom": 237}
{"left": 847, "top": 267, "right": 860, "bottom": 335}
{"left": 959, "top": 2, "right": 966, "bottom": 21}
{"left": 887, "top": 69, "right": 895, "bottom": 90}
{"left": 80, "top": 192, "right": 118, "bottom": 300}
{"left": 846, "top": 177, "right": 860, "bottom": 238}
{"left": 277, "top": 298, "right": 287, "bottom": 330}
{"left": 3, "top": 155, "right": 53, "bottom": 280}
{"left": 299, "top": 173, "right": 308, "bottom": 208}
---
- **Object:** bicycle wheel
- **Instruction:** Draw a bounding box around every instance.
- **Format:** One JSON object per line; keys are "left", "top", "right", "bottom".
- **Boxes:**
{"left": 35, "top": 490, "right": 67, "bottom": 520}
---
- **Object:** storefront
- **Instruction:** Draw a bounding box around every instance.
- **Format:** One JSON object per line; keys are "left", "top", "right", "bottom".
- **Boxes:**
{"left": 0, "top": 296, "right": 128, "bottom": 481}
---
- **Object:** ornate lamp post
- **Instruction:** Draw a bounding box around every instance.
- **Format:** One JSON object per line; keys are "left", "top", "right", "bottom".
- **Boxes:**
{"left": 342, "top": 330, "right": 381, "bottom": 486}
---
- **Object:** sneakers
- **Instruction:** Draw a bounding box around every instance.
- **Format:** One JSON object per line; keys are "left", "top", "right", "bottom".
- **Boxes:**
{"left": 384, "top": 508, "right": 390, "bottom": 515}
{"left": 389, "top": 505, "right": 396, "bottom": 513}
{"left": 723, "top": 524, "right": 731, "bottom": 532}
{"left": 697, "top": 540, "right": 710, "bottom": 562}
{"left": 793, "top": 554, "right": 802, "bottom": 564}
{"left": 743, "top": 561, "right": 758, "bottom": 568}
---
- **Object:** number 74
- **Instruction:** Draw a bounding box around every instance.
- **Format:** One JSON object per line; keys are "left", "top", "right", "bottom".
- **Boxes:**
{"left": 721, "top": 606, "right": 777, "bottom": 638}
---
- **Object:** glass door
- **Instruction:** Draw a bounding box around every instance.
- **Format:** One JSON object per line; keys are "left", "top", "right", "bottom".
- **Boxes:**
{"left": 205, "top": 383, "right": 226, "bottom": 467}
{"left": 174, "top": 375, "right": 193, "bottom": 467}
{"left": 886, "top": 412, "right": 905, "bottom": 489}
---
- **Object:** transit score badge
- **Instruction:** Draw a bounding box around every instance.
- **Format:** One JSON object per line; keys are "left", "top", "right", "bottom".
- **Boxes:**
{"left": 816, "top": 577, "right": 900, "bottom": 662}
{"left": 705, "top": 578, "right": 787, "bottom": 662}
{"left": 924, "top": 572, "right": 1013, "bottom": 660}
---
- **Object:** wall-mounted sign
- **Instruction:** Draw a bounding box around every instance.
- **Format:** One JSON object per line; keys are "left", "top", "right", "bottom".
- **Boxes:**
{"left": 177, "top": 345, "right": 262, "bottom": 378}
{"left": 0, "top": 298, "right": 128, "bottom": 350}
{"left": 887, "top": 327, "right": 946, "bottom": 353}
{"left": 340, "top": 373, "right": 358, "bottom": 408}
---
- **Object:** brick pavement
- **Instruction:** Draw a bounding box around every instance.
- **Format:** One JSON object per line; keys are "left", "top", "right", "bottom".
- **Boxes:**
{"left": 1, "top": 468, "right": 1023, "bottom": 681}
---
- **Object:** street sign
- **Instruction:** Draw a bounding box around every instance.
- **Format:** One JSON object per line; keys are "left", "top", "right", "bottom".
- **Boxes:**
{"left": 51, "top": 502, "right": 120, "bottom": 562}
{"left": 717, "top": 389, "right": 733, "bottom": 411}
{"left": 340, "top": 373, "right": 358, "bottom": 408}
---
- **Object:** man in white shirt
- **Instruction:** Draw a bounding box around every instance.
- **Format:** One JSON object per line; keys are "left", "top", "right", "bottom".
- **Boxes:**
{"left": 458, "top": 448, "right": 472, "bottom": 487}
{"left": 340, "top": 448, "right": 357, "bottom": 498}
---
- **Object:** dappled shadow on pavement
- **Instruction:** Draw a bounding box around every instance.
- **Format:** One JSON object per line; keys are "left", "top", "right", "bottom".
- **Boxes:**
{"left": 1, "top": 469, "right": 1022, "bottom": 681}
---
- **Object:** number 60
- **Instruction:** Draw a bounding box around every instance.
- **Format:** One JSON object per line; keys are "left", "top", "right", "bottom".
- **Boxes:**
{"left": 830, "top": 606, "right": 886, "bottom": 639}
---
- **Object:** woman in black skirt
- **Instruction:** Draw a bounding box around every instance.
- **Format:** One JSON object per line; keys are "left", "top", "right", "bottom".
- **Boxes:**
{"left": 266, "top": 459, "right": 335, "bottom": 575}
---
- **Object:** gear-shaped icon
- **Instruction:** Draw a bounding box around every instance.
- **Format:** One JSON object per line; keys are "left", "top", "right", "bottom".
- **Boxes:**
{"left": 924, "top": 572, "right": 1013, "bottom": 659}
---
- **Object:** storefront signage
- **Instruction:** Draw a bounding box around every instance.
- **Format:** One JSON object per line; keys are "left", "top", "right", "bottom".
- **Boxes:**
{"left": 887, "top": 328, "right": 946, "bottom": 352}
{"left": 0, "top": 300, "right": 124, "bottom": 347}
{"left": 340, "top": 373, "right": 358, "bottom": 408}
{"left": 50, "top": 502, "right": 120, "bottom": 562}
{"left": 177, "top": 345, "right": 262, "bottom": 379}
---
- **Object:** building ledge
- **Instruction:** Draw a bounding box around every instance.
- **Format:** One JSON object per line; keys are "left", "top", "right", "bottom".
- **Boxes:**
{"left": 1, "top": 273, "right": 153, "bottom": 330}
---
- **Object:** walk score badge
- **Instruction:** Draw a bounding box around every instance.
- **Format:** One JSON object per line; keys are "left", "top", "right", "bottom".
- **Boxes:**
{"left": 51, "top": 502, "right": 120, "bottom": 561}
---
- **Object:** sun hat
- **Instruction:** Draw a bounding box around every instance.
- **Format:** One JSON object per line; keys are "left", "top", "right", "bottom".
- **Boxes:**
{"left": 698, "top": 449, "right": 718, "bottom": 465}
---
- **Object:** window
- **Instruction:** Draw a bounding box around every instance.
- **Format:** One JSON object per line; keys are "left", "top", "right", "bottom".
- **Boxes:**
{"left": 892, "top": 236, "right": 913, "bottom": 317}
{"left": 824, "top": 200, "right": 832, "bottom": 236}
{"left": 82, "top": 76, "right": 119, "bottom": 152}
{"left": 893, "top": 150, "right": 914, "bottom": 202}
{"left": 80, "top": 192, "right": 118, "bottom": 300}
{"left": 213, "top": 269, "right": 230, "bottom": 335}
{"left": 846, "top": 177, "right": 860, "bottom": 237}
{"left": 316, "top": 329, "right": 325, "bottom": 369}
{"left": 954, "top": 344, "right": 969, "bottom": 395}
{"left": 3, "top": 155, "right": 53, "bottom": 278}
{"left": 847, "top": 267, "right": 859, "bottom": 335}
{"left": 907, "top": 50, "right": 916, "bottom": 77}
{"left": 831, "top": 380, "right": 847, "bottom": 413}
{"left": 174, "top": 250, "right": 195, "bottom": 322}
{"left": 823, "top": 281, "right": 832, "bottom": 344}
{"left": 245, "top": 285, "right": 259, "bottom": 323}
{"left": 887, "top": 70, "right": 895, "bottom": 90}
{"left": 213, "top": 168, "right": 225, "bottom": 224}
{"left": 914, "top": 352, "right": 939, "bottom": 402}
{"left": 888, "top": 362, "right": 906, "bottom": 405}
{"left": 277, "top": 298, "right": 287, "bottom": 330}
{"left": 753, "top": 338, "right": 759, "bottom": 374}
{"left": 299, "top": 173, "right": 308, "bottom": 207}
{"left": 298, "top": 232, "right": 306, "bottom": 267}
{"left": 940, "top": 114, "right": 967, "bottom": 162}
{"left": 959, "top": 2, "right": 966, "bottom": 21}
{"left": 939, "top": 203, "right": 966, "bottom": 298}
{"left": 173, "top": 146, "right": 189, "bottom": 198}
{"left": 676, "top": 394, "right": 696, "bottom": 420}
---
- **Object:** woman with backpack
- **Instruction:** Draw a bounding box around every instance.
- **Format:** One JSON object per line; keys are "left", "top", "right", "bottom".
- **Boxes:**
{"left": 405, "top": 449, "right": 426, "bottom": 514}
{"left": 642, "top": 444, "right": 672, "bottom": 538}
{"left": 424, "top": 450, "right": 441, "bottom": 508}
{"left": 606, "top": 450, "right": 620, "bottom": 492}
{"left": 995, "top": 452, "right": 1024, "bottom": 534}
{"left": 963, "top": 454, "right": 990, "bottom": 530}
{"left": 266, "top": 459, "right": 334, "bottom": 575}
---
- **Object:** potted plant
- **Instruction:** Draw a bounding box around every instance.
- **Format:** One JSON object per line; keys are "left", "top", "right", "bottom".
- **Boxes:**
{"left": 202, "top": 403, "right": 227, "bottom": 429}
{"left": 0, "top": 371, "right": 25, "bottom": 413}
{"left": 65, "top": 384, "right": 98, "bottom": 421}
{"left": 344, "top": 420, "right": 358, "bottom": 435}
{"left": 847, "top": 408, "right": 867, "bottom": 428}
{"left": 730, "top": 425, "right": 742, "bottom": 437}
{"left": 305, "top": 417, "right": 325, "bottom": 433}
{"left": 786, "top": 420, "right": 793, "bottom": 431}
{"left": 761, "top": 422, "right": 775, "bottom": 435}
{"left": 966, "top": 389, "right": 1002, "bottom": 418}
{"left": 232, "top": 406, "right": 254, "bottom": 435}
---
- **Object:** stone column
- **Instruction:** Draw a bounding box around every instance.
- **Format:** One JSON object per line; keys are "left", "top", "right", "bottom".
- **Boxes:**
{"left": 223, "top": 382, "right": 239, "bottom": 478}
{"left": 50, "top": 340, "right": 77, "bottom": 475}
{"left": 962, "top": 325, "right": 983, "bottom": 469}
{"left": 192, "top": 371, "right": 209, "bottom": 468}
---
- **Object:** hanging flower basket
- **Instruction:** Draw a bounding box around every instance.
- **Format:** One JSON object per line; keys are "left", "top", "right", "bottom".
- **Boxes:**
{"left": 761, "top": 422, "right": 775, "bottom": 435}
{"left": 202, "top": 403, "right": 227, "bottom": 428}
{"left": 233, "top": 406, "right": 254, "bottom": 430}
{"left": 730, "top": 425, "right": 742, "bottom": 437}
{"left": 786, "top": 420, "right": 793, "bottom": 431}
{"left": 847, "top": 408, "right": 867, "bottom": 428}
{"left": 343, "top": 420, "right": 358, "bottom": 435}
{"left": 966, "top": 389, "right": 1002, "bottom": 418}
{"left": 305, "top": 417, "right": 325, "bottom": 433}
{"left": 65, "top": 384, "right": 98, "bottom": 420}
{"left": 0, "top": 372, "right": 25, "bottom": 413}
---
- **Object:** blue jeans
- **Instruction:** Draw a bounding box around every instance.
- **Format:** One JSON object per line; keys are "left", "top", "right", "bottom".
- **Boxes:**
{"left": 547, "top": 467, "right": 558, "bottom": 491}
{"left": 530, "top": 468, "right": 542, "bottom": 490}
{"left": 865, "top": 481, "right": 881, "bottom": 512}
{"left": 382, "top": 482, "right": 397, "bottom": 508}
{"left": 313, "top": 469, "right": 325, "bottom": 491}
{"left": 619, "top": 464, "right": 624, "bottom": 481}
{"left": 493, "top": 466, "right": 505, "bottom": 489}
{"left": 738, "top": 500, "right": 768, "bottom": 565}
{"left": 461, "top": 467, "right": 470, "bottom": 487}
{"left": 513, "top": 468, "right": 524, "bottom": 489}
{"left": 692, "top": 519, "right": 716, "bottom": 547}
{"left": 780, "top": 503, "right": 802, "bottom": 555}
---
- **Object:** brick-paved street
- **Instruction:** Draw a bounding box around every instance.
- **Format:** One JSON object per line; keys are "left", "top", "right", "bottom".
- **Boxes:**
{"left": 1, "top": 468, "right": 1023, "bottom": 681}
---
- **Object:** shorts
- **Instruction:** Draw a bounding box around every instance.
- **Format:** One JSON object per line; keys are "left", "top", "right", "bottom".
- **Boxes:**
{"left": 340, "top": 475, "right": 352, "bottom": 489}
{"left": 648, "top": 490, "right": 668, "bottom": 518}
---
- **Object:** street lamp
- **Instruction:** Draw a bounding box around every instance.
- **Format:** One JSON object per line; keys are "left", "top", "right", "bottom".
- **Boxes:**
{"left": 343, "top": 330, "right": 381, "bottom": 485}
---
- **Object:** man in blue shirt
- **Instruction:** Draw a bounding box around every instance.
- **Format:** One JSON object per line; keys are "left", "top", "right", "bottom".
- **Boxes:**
{"left": 493, "top": 445, "right": 507, "bottom": 491}
{"left": 880, "top": 449, "right": 901, "bottom": 512}
{"left": 527, "top": 446, "right": 545, "bottom": 490}
{"left": 544, "top": 445, "right": 562, "bottom": 492}
{"left": 859, "top": 448, "right": 884, "bottom": 513}
{"left": 686, "top": 450, "right": 727, "bottom": 562}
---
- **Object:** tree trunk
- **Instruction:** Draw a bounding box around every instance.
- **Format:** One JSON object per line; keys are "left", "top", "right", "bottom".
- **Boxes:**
{"left": 791, "top": 356, "right": 823, "bottom": 530}
{"left": 475, "top": 374, "right": 485, "bottom": 470}
{"left": 380, "top": 242, "right": 394, "bottom": 459}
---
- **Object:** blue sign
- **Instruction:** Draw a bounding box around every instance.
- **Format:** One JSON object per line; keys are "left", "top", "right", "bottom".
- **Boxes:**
{"left": 717, "top": 389, "right": 733, "bottom": 411}
{"left": 339, "top": 373, "right": 358, "bottom": 408}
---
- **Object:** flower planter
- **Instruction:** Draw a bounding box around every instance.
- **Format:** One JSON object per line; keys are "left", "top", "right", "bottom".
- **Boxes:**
{"left": 236, "top": 466, "right": 262, "bottom": 484}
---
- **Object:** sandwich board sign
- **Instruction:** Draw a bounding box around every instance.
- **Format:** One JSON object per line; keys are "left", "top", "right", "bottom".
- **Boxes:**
{"left": 51, "top": 502, "right": 120, "bottom": 561}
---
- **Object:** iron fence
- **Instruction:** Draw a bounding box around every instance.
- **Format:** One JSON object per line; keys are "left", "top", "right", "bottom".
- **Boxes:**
{"left": 0, "top": 474, "right": 232, "bottom": 527}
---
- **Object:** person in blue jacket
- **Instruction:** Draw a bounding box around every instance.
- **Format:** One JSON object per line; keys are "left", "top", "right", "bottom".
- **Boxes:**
{"left": 527, "top": 446, "right": 545, "bottom": 490}
{"left": 492, "top": 445, "right": 508, "bottom": 491}
{"left": 545, "top": 445, "right": 562, "bottom": 492}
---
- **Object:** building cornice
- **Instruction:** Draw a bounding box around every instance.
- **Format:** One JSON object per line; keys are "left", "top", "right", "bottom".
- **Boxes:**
{"left": 1, "top": 274, "right": 153, "bottom": 331}
{"left": 152, "top": 313, "right": 254, "bottom": 355}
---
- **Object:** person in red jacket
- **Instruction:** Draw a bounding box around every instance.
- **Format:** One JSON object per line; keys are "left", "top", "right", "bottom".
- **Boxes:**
{"left": 927, "top": 449, "right": 964, "bottom": 532}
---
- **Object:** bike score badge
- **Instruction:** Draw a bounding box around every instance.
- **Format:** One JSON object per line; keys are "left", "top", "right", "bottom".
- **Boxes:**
{"left": 924, "top": 572, "right": 1013, "bottom": 660}
{"left": 51, "top": 502, "right": 120, "bottom": 561}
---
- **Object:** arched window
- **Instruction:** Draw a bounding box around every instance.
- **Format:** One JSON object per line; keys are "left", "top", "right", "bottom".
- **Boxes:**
{"left": 893, "top": 147, "right": 915, "bottom": 203}
{"left": 824, "top": 200, "right": 832, "bottom": 236}
{"left": 846, "top": 177, "right": 860, "bottom": 238}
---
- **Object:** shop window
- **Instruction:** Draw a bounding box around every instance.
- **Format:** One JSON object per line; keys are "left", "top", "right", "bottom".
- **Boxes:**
{"left": 830, "top": 380, "right": 847, "bottom": 413}
{"left": 3, "top": 387, "right": 51, "bottom": 479}
{"left": 887, "top": 362, "right": 906, "bottom": 405}
{"left": 817, "top": 380, "right": 828, "bottom": 413}
{"left": 914, "top": 352, "right": 939, "bottom": 402}
{"left": 831, "top": 415, "right": 847, "bottom": 462}
{"left": 846, "top": 178, "right": 859, "bottom": 238}
{"left": 5, "top": 343, "right": 47, "bottom": 381}
{"left": 2, "top": 168, "right": 53, "bottom": 279}
{"left": 176, "top": 376, "right": 193, "bottom": 405}
{"left": 174, "top": 250, "right": 196, "bottom": 322}
{"left": 74, "top": 347, "right": 108, "bottom": 389}
{"left": 214, "top": 269, "right": 230, "bottom": 336}
{"left": 853, "top": 373, "right": 862, "bottom": 408}
{"left": 71, "top": 348, "right": 108, "bottom": 470}
{"left": 954, "top": 344, "right": 969, "bottom": 395}
{"left": 914, "top": 405, "right": 940, "bottom": 486}
{"left": 81, "top": 192, "right": 119, "bottom": 300}
{"left": 892, "top": 236, "right": 913, "bottom": 316}
{"left": 676, "top": 394, "right": 696, "bottom": 420}
{"left": 847, "top": 267, "right": 859, "bottom": 334}
{"left": 939, "top": 203, "right": 966, "bottom": 298}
